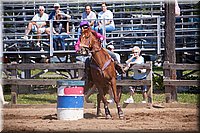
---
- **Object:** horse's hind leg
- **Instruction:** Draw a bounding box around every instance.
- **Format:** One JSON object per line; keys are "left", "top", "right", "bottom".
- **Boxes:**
{"left": 111, "top": 78, "right": 124, "bottom": 119}
{"left": 96, "top": 93, "right": 102, "bottom": 117}
{"left": 103, "top": 91, "right": 112, "bottom": 119}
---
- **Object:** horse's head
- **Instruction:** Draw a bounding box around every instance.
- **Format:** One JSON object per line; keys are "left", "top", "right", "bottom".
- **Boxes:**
{"left": 79, "top": 28, "right": 102, "bottom": 54}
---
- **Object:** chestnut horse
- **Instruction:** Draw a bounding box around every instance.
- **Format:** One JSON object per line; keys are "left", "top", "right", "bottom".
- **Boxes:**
{"left": 79, "top": 28, "right": 124, "bottom": 119}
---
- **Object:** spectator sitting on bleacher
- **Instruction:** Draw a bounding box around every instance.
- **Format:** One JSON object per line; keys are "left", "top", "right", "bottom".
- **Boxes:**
{"left": 48, "top": 3, "right": 71, "bottom": 20}
{"left": 123, "top": 46, "right": 147, "bottom": 104}
{"left": 95, "top": 2, "right": 115, "bottom": 35}
{"left": 77, "top": 4, "right": 97, "bottom": 37}
{"left": 46, "top": 10, "right": 70, "bottom": 50}
{"left": 22, "top": 6, "right": 49, "bottom": 47}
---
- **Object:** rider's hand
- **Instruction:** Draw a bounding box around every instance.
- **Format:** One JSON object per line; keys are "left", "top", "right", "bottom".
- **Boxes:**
{"left": 76, "top": 50, "right": 81, "bottom": 54}
{"left": 100, "top": 37, "right": 104, "bottom": 41}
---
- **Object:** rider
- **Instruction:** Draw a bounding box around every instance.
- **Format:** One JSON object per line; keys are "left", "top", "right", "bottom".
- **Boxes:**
{"left": 75, "top": 20, "right": 124, "bottom": 85}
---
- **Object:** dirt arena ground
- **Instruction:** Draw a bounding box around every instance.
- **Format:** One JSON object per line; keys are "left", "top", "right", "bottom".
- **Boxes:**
{"left": 1, "top": 103, "right": 199, "bottom": 133}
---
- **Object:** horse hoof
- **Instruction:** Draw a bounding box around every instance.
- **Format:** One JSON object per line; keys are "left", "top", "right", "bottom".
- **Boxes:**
{"left": 119, "top": 115, "right": 124, "bottom": 119}
{"left": 106, "top": 115, "right": 112, "bottom": 119}
{"left": 97, "top": 112, "right": 103, "bottom": 117}
{"left": 119, "top": 112, "right": 124, "bottom": 119}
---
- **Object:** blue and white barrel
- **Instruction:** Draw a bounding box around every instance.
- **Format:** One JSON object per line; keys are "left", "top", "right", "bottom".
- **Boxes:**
{"left": 57, "top": 80, "right": 85, "bottom": 120}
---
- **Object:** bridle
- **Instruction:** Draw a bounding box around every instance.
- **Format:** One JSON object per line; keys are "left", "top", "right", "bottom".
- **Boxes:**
{"left": 80, "top": 29, "right": 113, "bottom": 75}
{"left": 81, "top": 31, "right": 102, "bottom": 53}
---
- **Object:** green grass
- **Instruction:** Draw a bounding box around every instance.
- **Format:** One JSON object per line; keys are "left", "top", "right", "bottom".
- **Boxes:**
{"left": 4, "top": 92, "right": 199, "bottom": 105}
{"left": 4, "top": 93, "right": 57, "bottom": 104}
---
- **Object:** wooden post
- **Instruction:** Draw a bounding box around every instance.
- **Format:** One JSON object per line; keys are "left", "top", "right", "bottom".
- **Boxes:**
{"left": 146, "top": 61, "right": 153, "bottom": 105}
{"left": 164, "top": 0, "right": 177, "bottom": 103}
{"left": 10, "top": 62, "right": 18, "bottom": 104}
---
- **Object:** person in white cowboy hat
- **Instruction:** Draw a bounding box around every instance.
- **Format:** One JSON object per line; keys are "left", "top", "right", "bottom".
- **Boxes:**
{"left": 123, "top": 46, "right": 147, "bottom": 104}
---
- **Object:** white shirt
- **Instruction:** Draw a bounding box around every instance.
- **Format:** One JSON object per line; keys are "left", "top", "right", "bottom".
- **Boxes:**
{"left": 98, "top": 10, "right": 115, "bottom": 28}
{"left": 81, "top": 11, "right": 97, "bottom": 22}
{"left": 32, "top": 13, "right": 49, "bottom": 26}
{"left": 128, "top": 56, "right": 146, "bottom": 80}
{"left": 114, "top": 53, "right": 121, "bottom": 63}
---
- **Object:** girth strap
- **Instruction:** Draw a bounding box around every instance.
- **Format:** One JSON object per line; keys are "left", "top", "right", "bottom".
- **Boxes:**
{"left": 102, "top": 59, "right": 111, "bottom": 71}
{"left": 90, "top": 59, "right": 112, "bottom": 76}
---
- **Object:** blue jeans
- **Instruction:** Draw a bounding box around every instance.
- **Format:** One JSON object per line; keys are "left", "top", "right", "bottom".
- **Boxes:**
{"left": 132, "top": 77, "right": 147, "bottom": 92}
{"left": 106, "top": 49, "right": 118, "bottom": 63}
{"left": 53, "top": 33, "right": 69, "bottom": 50}
{"left": 94, "top": 25, "right": 115, "bottom": 34}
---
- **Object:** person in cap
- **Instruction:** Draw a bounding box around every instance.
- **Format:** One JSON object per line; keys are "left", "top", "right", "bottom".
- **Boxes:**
{"left": 48, "top": 3, "right": 71, "bottom": 20}
{"left": 22, "top": 6, "right": 49, "bottom": 47}
{"left": 46, "top": 3, "right": 71, "bottom": 50}
{"left": 48, "top": 10, "right": 70, "bottom": 50}
{"left": 107, "top": 45, "right": 120, "bottom": 63}
{"left": 123, "top": 46, "right": 147, "bottom": 104}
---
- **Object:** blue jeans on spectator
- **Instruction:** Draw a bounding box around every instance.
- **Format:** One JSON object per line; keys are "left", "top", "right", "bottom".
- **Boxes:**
{"left": 132, "top": 77, "right": 147, "bottom": 92}
{"left": 53, "top": 33, "right": 69, "bottom": 50}
{"left": 95, "top": 25, "right": 115, "bottom": 35}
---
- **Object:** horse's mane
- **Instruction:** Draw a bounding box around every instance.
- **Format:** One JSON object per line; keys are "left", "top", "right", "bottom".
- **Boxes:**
{"left": 90, "top": 30, "right": 99, "bottom": 40}
{"left": 80, "top": 28, "right": 99, "bottom": 41}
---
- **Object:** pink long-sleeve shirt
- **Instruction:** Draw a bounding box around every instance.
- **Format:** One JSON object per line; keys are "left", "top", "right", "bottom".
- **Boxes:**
{"left": 74, "top": 31, "right": 106, "bottom": 52}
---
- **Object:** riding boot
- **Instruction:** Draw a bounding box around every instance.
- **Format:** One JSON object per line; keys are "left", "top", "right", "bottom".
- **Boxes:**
{"left": 114, "top": 61, "right": 125, "bottom": 74}
{"left": 84, "top": 58, "right": 93, "bottom": 93}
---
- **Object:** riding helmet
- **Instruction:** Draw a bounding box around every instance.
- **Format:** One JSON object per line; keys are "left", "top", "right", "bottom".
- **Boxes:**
{"left": 80, "top": 20, "right": 89, "bottom": 28}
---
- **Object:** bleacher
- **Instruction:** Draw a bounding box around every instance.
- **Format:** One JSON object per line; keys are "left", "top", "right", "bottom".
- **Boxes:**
{"left": 2, "top": 0, "right": 200, "bottom": 63}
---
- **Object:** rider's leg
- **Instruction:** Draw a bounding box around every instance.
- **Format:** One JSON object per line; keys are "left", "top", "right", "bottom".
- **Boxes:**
{"left": 106, "top": 49, "right": 125, "bottom": 74}
{"left": 85, "top": 57, "right": 92, "bottom": 80}
{"left": 106, "top": 49, "right": 118, "bottom": 62}
{"left": 84, "top": 57, "right": 94, "bottom": 95}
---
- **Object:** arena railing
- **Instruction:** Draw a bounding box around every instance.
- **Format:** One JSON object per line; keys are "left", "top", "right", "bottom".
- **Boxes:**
{"left": 163, "top": 61, "right": 200, "bottom": 103}
{"left": 2, "top": 61, "right": 153, "bottom": 105}
{"left": 2, "top": 1, "right": 199, "bottom": 61}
